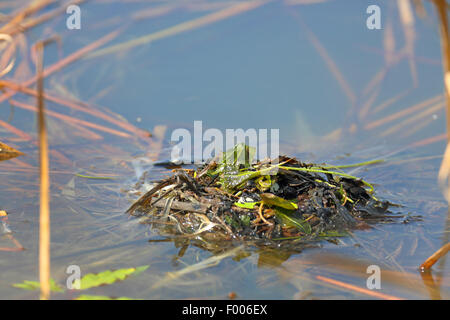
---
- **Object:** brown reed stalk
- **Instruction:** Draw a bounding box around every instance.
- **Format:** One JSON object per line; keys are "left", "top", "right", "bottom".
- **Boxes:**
{"left": 315, "top": 275, "right": 404, "bottom": 300}
{"left": 433, "top": 0, "right": 450, "bottom": 136}
{"left": 365, "top": 94, "right": 443, "bottom": 130}
{"left": 0, "top": 0, "right": 56, "bottom": 34}
{"left": 36, "top": 40, "right": 50, "bottom": 300}
{"left": 0, "top": 28, "right": 122, "bottom": 106}
{"left": 86, "top": 0, "right": 269, "bottom": 59}
{"left": 416, "top": 0, "right": 450, "bottom": 273}
{"left": 409, "top": 133, "right": 447, "bottom": 148}
{"left": 420, "top": 243, "right": 450, "bottom": 270}
{"left": 0, "top": 80, "right": 150, "bottom": 138}
{"left": 9, "top": 99, "right": 132, "bottom": 138}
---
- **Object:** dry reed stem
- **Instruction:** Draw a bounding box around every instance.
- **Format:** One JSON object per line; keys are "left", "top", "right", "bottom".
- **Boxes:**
{"left": 36, "top": 41, "right": 50, "bottom": 300}
{"left": 8, "top": 99, "right": 132, "bottom": 138}
{"left": 383, "top": 19, "right": 396, "bottom": 66}
{"left": 409, "top": 133, "right": 447, "bottom": 148}
{"left": 419, "top": 270, "right": 442, "bottom": 300}
{"left": 362, "top": 67, "right": 387, "bottom": 100}
{"left": 10, "top": 157, "right": 33, "bottom": 168}
{"left": 0, "top": 163, "right": 72, "bottom": 174}
{"left": 0, "top": 0, "right": 56, "bottom": 34}
{"left": 1, "top": 0, "right": 85, "bottom": 36}
{"left": 86, "top": 0, "right": 269, "bottom": 59}
{"left": 0, "top": 35, "right": 16, "bottom": 69}
{"left": 439, "top": 72, "right": 450, "bottom": 203}
{"left": 291, "top": 10, "right": 356, "bottom": 107}
{"left": 0, "top": 80, "right": 150, "bottom": 138}
{"left": 0, "top": 118, "right": 33, "bottom": 140}
{"left": 371, "top": 89, "right": 411, "bottom": 114}
{"left": 16, "top": 0, "right": 84, "bottom": 36}
{"left": 436, "top": 71, "right": 450, "bottom": 210}
{"left": 397, "top": 0, "right": 418, "bottom": 88}
{"left": 65, "top": 121, "right": 103, "bottom": 140}
{"left": 434, "top": 0, "right": 450, "bottom": 137}
{"left": 315, "top": 275, "right": 404, "bottom": 300}
{"left": 400, "top": 115, "right": 435, "bottom": 138}
{"left": 359, "top": 2, "right": 418, "bottom": 118}
{"left": 420, "top": 243, "right": 450, "bottom": 270}
{"left": 132, "top": 4, "right": 176, "bottom": 20}
{"left": 438, "top": 141, "right": 450, "bottom": 203}
{"left": 358, "top": 87, "right": 380, "bottom": 121}
{"left": 0, "top": 33, "right": 16, "bottom": 77}
{"left": 0, "top": 28, "right": 122, "bottom": 105}
{"left": 365, "top": 94, "right": 443, "bottom": 130}
{"left": 413, "top": 0, "right": 427, "bottom": 18}
{"left": 380, "top": 101, "right": 445, "bottom": 137}
{"left": 359, "top": 16, "right": 394, "bottom": 100}
{"left": 301, "top": 252, "right": 445, "bottom": 294}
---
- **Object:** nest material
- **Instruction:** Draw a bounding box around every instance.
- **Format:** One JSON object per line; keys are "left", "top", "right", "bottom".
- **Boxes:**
{"left": 126, "top": 154, "right": 394, "bottom": 244}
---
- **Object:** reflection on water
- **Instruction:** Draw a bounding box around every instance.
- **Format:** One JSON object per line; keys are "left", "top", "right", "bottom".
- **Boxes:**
{"left": 0, "top": 0, "right": 449, "bottom": 299}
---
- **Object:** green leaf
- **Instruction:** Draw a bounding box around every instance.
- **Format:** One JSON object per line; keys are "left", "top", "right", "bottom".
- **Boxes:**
{"left": 73, "top": 265, "right": 149, "bottom": 290}
{"left": 12, "top": 279, "right": 64, "bottom": 292}
{"left": 318, "top": 230, "right": 348, "bottom": 237}
{"left": 239, "top": 215, "right": 251, "bottom": 226}
{"left": 234, "top": 201, "right": 259, "bottom": 209}
{"left": 260, "top": 193, "right": 298, "bottom": 210}
{"left": 222, "top": 170, "right": 260, "bottom": 191}
{"left": 222, "top": 143, "right": 256, "bottom": 168}
{"left": 75, "top": 294, "right": 135, "bottom": 300}
{"left": 275, "top": 208, "right": 311, "bottom": 234}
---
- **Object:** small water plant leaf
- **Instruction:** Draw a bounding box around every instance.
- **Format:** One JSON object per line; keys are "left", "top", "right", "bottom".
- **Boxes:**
{"left": 221, "top": 143, "right": 256, "bottom": 168}
{"left": 260, "top": 193, "right": 298, "bottom": 210}
{"left": 234, "top": 201, "right": 259, "bottom": 209}
{"left": 239, "top": 215, "right": 251, "bottom": 226}
{"left": 12, "top": 279, "right": 64, "bottom": 292}
{"left": 318, "top": 230, "right": 348, "bottom": 237}
{"left": 75, "top": 294, "right": 135, "bottom": 300}
{"left": 73, "top": 265, "right": 149, "bottom": 290}
{"left": 222, "top": 170, "right": 260, "bottom": 191}
{"left": 0, "top": 141, "right": 24, "bottom": 162}
{"left": 275, "top": 208, "right": 311, "bottom": 234}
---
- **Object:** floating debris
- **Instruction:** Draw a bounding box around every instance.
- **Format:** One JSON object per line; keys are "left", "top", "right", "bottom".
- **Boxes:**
{"left": 126, "top": 144, "right": 397, "bottom": 247}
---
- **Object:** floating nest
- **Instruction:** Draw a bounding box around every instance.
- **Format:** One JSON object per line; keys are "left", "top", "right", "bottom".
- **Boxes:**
{"left": 126, "top": 144, "right": 400, "bottom": 249}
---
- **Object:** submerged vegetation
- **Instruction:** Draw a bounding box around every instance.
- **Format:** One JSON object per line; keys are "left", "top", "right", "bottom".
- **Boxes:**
{"left": 13, "top": 266, "right": 148, "bottom": 300}
{"left": 127, "top": 144, "right": 398, "bottom": 248}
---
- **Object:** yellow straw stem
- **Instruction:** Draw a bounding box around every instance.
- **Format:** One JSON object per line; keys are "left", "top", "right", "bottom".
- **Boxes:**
{"left": 36, "top": 42, "right": 50, "bottom": 300}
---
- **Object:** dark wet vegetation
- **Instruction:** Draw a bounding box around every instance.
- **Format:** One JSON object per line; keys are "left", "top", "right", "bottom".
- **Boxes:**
{"left": 127, "top": 144, "right": 405, "bottom": 250}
